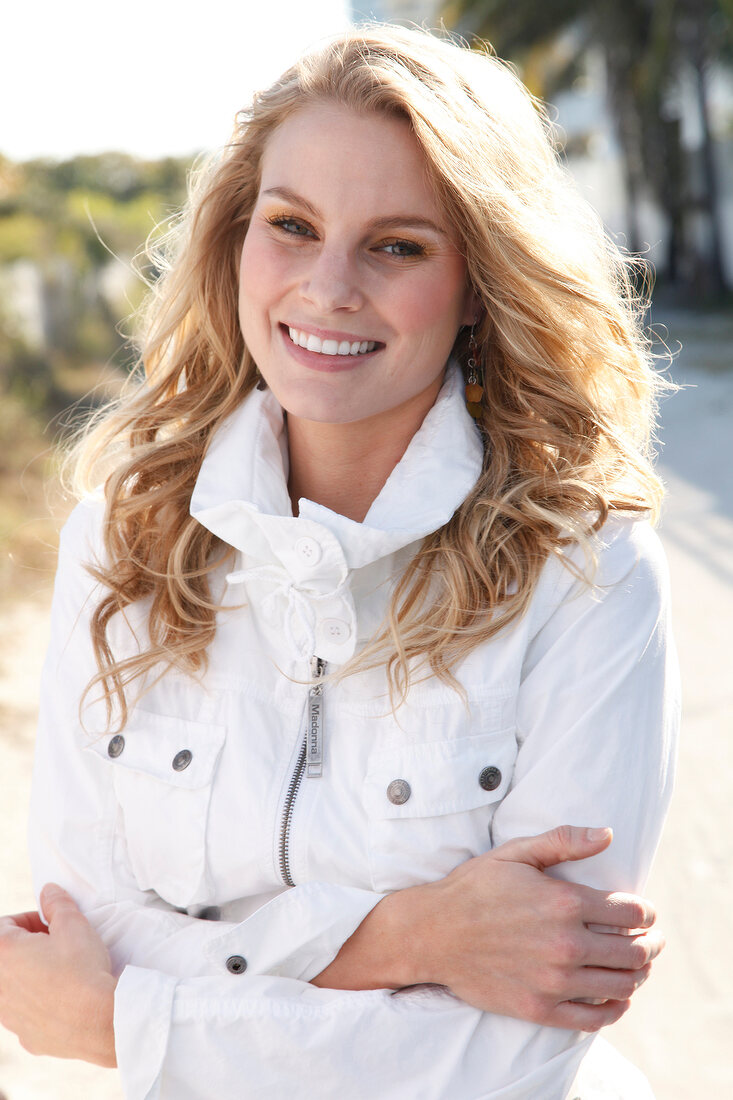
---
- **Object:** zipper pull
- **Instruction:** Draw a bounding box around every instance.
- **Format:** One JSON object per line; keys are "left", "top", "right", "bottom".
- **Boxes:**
{"left": 307, "top": 656, "right": 326, "bottom": 778}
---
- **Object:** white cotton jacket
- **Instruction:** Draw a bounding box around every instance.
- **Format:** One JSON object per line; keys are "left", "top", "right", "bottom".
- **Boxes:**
{"left": 29, "top": 365, "right": 679, "bottom": 1100}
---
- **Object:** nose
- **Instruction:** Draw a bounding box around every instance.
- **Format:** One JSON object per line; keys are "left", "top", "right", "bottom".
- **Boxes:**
{"left": 298, "top": 247, "right": 364, "bottom": 313}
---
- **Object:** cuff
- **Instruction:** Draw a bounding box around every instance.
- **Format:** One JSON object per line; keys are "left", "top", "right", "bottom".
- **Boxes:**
{"left": 115, "top": 965, "right": 177, "bottom": 1099}
{"left": 204, "top": 882, "right": 385, "bottom": 981}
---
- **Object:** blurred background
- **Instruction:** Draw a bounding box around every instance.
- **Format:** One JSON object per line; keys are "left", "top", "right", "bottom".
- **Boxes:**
{"left": 1, "top": 1, "right": 731, "bottom": 1097}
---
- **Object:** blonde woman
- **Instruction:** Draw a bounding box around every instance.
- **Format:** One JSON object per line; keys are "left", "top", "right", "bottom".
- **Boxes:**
{"left": 0, "top": 25, "right": 677, "bottom": 1100}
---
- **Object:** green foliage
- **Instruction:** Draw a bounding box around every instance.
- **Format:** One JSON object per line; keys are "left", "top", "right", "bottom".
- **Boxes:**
{"left": 0, "top": 153, "right": 188, "bottom": 267}
{"left": 0, "top": 150, "right": 192, "bottom": 424}
{"left": 0, "top": 212, "right": 47, "bottom": 262}
{"left": 0, "top": 151, "right": 194, "bottom": 594}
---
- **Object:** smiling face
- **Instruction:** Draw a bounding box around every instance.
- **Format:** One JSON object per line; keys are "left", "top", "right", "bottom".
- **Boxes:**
{"left": 238, "top": 101, "right": 475, "bottom": 432}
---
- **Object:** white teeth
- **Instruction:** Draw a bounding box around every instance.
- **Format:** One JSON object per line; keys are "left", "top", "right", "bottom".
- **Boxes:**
{"left": 287, "top": 326, "right": 377, "bottom": 357}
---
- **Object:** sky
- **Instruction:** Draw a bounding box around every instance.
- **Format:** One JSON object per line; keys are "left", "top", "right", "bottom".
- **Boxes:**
{"left": 2, "top": 0, "right": 354, "bottom": 161}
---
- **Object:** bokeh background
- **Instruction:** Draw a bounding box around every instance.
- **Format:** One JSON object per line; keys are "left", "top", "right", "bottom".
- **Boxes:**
{"left": 1, "top": 2, "right": 731, "bottom": 1097}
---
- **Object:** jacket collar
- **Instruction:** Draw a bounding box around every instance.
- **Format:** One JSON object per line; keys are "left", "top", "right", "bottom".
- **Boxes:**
{"left": 190, "top": 362, "right": 484, "bottom": 572}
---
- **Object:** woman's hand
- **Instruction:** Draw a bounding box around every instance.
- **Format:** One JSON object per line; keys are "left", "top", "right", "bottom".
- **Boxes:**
{"left": 312, "top": 825, "right": 664, "bottom": 1032}
{"left": 0, "top": 884, "right": 117, "bottom": 1066}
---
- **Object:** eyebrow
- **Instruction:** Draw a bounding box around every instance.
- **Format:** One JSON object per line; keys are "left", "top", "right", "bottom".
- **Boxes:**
{"left": 260, "top": 186, "right": 449, "bottom": 237}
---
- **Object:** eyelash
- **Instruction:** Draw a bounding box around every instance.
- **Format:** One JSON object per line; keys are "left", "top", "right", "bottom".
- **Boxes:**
{"left": 265, "top": 214, "right": 427, "bottom": 259}
{"left": 267, "top": 214, "right": 314, "bottom": 238}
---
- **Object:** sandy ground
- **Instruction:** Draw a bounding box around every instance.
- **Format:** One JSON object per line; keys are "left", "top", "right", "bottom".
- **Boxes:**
{"left": 0, "top": 312, "right": 731, "bottom": 1098}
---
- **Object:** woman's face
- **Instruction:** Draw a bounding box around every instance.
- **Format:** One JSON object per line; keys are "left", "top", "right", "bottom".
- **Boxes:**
{"left": 238, "top": 101, "right": 475, "bottom": 429}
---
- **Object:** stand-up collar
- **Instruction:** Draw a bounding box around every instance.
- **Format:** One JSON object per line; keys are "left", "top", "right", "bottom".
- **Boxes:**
{"left": 191, "top": 363, "right": 484, "bottom": 572}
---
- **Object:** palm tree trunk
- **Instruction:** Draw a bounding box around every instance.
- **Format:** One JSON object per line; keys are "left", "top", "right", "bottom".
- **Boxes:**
{"left": 692, "top": 50, "right": 729, "bottom": 293}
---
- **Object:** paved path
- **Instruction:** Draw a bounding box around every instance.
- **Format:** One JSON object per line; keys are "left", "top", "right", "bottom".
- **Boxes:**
{"left": 0, "top": 312, "right": 730, "bottom": 1098}
{"left": 608, "top": 313, "right": 733, "bottom": 1098}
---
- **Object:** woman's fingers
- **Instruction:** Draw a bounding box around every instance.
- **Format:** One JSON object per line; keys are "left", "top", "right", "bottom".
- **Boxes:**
{"left": 492, "top": 825, "right": 613, "bottom": 872}
{"left": 577, "top": 885, "right": 656, "bottom": 930}
{"left": 549, "top": 997, "right": 632, "bottom": 1033}
{"left": 567, "top": 962, "right": 652, "bottom": 1003}
{"left": 40, "top": 883, "right": 81, "bottom": 924}
{"left": 1, "top": 912, "right": 48, "bottom": 935}
{"left": 583, "top": 927, "right": 665, "bottom": 971}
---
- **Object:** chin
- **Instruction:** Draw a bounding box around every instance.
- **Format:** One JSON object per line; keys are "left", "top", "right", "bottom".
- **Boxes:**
{"left": 267, "top": 382, "right": 366, "bottom": 425}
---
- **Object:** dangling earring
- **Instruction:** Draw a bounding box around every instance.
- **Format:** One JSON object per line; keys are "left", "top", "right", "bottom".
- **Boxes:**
{"left": 465, "top": 324, "right": 484, "bottom": 419}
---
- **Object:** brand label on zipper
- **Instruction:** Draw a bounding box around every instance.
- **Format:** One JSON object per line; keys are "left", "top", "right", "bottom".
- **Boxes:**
{"left": 307, "top": 656, "right": 326, "bottom": 777}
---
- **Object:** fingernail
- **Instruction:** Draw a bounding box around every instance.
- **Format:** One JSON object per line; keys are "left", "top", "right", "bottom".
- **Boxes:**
{"left": 586, "top": 827, "right": 612, "bottom": 842}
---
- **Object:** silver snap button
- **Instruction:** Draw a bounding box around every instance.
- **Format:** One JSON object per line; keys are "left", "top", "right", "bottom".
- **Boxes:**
{"left": 387, "top": 779, "right": 411, "bottom": 805}
{"left": 295, "top": 536, "right": 322, "bottom": 564}
{"left": 479, "top": 766, "right": 502, "bottom": 792}
{"left": 107, "top": 735, "right": 125, "bottom": 758}
{"left": 320, "top": 618, "right": 350, "bottom": 642}
{"left": 226, "top": 955, "right": 247, "bottom": 974}
{"left": 172, "top": 749, "right": 193, "bottom": 771}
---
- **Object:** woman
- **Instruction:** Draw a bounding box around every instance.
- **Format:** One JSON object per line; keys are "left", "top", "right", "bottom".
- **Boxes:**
{"left": 0, "top": 24, "right": 677, "bottom": 1099}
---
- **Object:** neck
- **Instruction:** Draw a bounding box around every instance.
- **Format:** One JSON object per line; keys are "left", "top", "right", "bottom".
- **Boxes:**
{"left": 286, "top": 379, "right": 443, "bottom": 522}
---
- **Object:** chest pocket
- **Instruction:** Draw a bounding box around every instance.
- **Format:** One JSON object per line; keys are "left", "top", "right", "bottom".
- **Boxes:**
{"left": 86, "top": 711, "right": 226, "bottom": 909}
{"left": 363, "top": 723, "right": 517, "bottom": 893}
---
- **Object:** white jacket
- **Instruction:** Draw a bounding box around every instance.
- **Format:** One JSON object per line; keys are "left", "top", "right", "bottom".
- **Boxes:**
{"left": 29, "top": 366, "right": 679, "bottom": 1100}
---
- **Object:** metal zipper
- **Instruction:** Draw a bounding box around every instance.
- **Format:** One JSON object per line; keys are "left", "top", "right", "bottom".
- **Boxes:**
{"left": 278, "top": 656, "right": 326, "bottom": 887}
{"left": 306, "top": 655, "right": 326, "bottom": 778}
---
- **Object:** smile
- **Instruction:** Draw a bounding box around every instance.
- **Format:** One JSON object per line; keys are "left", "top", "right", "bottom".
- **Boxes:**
{"left": 286, "top": 326, "right": 378, "bottom": 357}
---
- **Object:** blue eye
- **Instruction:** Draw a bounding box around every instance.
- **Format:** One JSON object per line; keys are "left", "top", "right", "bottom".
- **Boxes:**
{"left": 380, "top": 239, "right": 425, "bottom": 257}
{"left": 268, "top": 216, "right": 314, "bottom": 237}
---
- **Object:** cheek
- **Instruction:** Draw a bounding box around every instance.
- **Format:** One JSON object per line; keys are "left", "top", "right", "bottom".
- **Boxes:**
{"left": 238, "top": 234, "right": 290, "bottom": 321}
{"left": 390, "top": 263, "right": 469, "bottom": 338}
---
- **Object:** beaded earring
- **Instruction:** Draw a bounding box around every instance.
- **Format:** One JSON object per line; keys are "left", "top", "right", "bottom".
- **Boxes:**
{"left": 465, "top": 325, "right": 484, "bottom": 419}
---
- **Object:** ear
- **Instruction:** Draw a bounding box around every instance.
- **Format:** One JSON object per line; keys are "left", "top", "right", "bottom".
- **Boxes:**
{"left": 462, "top": 286, "right": 483, "bottom": 328}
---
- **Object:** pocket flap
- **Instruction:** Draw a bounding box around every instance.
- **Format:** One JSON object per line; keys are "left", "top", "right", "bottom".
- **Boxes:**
{"left": 363, "top": 731, "right": 516, "bottom": 820}
{"left": 85, "top": 710, "right": 226, "bottom": 790}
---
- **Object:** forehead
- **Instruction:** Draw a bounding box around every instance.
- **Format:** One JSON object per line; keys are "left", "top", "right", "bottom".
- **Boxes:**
{"left": 257, "top": 101, "right": 445, "bottom": 223}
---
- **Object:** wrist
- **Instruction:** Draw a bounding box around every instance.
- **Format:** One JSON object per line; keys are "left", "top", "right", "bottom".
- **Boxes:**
{"left": 367, "top": 881, "right": 451, "bottom": 989}
{"left": 393, "top": 880, "right": 446, "bottom": 988}
{"left": 310, "top": 884, "right": 438, "bottom": 991}
{"left": 86, "top": 974, "right": 118, "bottom": 1068}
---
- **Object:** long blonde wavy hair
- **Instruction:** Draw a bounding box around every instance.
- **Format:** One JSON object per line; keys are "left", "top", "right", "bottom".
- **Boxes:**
{"left": 71, "top": 24, "right": 665, "bottom": 727}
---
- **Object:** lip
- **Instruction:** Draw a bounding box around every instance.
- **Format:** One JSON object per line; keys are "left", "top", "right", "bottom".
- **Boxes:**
{"left": 278, "top": 323, "right": 382, "bottom": 373}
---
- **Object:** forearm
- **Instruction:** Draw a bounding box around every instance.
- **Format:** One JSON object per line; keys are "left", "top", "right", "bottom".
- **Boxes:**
{"left": 310, "top": 884, "right": 428, "bottom": 991}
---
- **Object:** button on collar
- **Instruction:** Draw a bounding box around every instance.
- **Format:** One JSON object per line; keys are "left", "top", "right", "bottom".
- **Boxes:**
{"left": 107, "top": 735, "right": 125, "bottom": 758}
{"left": 320, "top": 618, "right": 351, "bottom": 643}
{"left": 295, "top": 536, "right": 322, "bottom": 564}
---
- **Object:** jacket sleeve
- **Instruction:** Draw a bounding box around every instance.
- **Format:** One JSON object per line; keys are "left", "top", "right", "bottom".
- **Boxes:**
{"left": 491, "top": 516, "right": 680, "bottom": 892}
